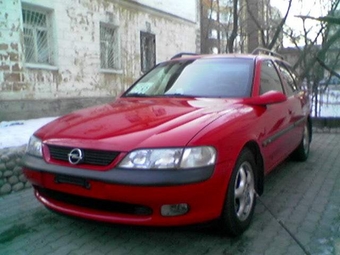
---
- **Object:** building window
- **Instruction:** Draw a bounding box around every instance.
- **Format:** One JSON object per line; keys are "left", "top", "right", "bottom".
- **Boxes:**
{"left": 221, "top": 30, "right": 227, "bottom": 40}
{"left": 209, "top": 29, "right": 218, "bottom": 39}
{"left": 208, "top": 10, "right": 218, "bottom": 20}
{"left": 140, "top": 31, "right": 155, "bottom": 73}
{"left": 219, "top": 0, "right": 233, "bottom": 8}
{"left": 220, "top": 12, "right": 232, "bottom": 24}
{"left": 211, "top": 47, "right": 218, "bottom": 54}
{"left": 100, "top": 22, "right": 120, "bottom": 70}
{"left": 22, "top": 7, "right": 53, "bottom": 64}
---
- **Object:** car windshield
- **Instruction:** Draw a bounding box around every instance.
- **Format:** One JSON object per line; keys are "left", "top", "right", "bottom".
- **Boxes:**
{"left": 124, "top": 58, "right": 254, "bottom": 98}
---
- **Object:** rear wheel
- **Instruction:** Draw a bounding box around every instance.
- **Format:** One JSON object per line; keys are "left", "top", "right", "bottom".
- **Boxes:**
{"left": 220, "top": 148, "right": 257, "bottom": 236}
{"left": 291, "top": 121, "right": 310, "bottom": 161}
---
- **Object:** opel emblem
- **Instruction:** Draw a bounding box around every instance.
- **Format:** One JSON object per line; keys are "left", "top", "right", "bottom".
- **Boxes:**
{"left": 68, "top": 148, "right": 83, "bottom": 165}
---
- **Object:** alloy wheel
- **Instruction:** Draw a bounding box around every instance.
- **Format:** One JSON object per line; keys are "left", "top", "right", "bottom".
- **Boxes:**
{"left": 234, "top": 161, "right": 255, "bottom": 221}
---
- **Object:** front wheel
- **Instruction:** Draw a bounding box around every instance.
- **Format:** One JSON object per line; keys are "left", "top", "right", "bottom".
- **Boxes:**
{"left": 220, "top": 148, "right": 257, "bottom": 236}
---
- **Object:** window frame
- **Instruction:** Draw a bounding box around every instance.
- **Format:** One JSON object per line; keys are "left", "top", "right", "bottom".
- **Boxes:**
{"left": 22, "top": 5, "right": 55, "bottom": 67}
{"left": 140, "top": 31, "right": 156, "bottom": 73}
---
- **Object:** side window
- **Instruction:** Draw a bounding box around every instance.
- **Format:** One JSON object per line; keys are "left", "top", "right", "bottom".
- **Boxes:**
{"left": 260, "top": 60, "right": 283, "bottom": 94}
{"left": 276, "top": 61, "right": 298, "bottom": 96}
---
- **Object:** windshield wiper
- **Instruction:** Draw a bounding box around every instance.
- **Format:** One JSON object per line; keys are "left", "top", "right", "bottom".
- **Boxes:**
{"left": 163, "top": 93, "right": 195, "bottom": 97}
{"left": 125, "top": 93, "right": 196, "bottom": 98}
{"left": 124, "top": 93, "right": 149, "bottom": 97}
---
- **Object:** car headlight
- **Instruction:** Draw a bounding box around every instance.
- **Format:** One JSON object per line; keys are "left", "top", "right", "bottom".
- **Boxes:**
{"left": 26, "top": 135, "right": 43, "bottom": 157}
{"left": 118, "top": 146, "right": 216, "bottom": 169}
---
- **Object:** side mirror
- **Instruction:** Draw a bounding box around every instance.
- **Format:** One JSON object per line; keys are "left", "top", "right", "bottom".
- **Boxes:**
{"left": 244, "top": 90, "right": 287, "bottom": 106}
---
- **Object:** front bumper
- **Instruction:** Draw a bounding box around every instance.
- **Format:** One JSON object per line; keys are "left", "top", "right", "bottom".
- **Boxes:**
{"left": 23, "top": 155, "right": 232, "bottom": 226}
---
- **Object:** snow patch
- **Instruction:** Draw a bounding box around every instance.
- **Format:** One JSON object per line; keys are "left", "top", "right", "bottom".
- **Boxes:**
{"left": 0, "top": 117, "right": 58, "bottom": 149}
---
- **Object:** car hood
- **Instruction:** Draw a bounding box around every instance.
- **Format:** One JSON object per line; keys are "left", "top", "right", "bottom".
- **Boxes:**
{"left": 35, "top": 97, "right": 243, "bottom": 152}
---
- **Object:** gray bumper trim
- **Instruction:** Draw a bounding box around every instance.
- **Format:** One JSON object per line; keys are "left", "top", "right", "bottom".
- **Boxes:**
{"left": 23, "top": 154, "right": 214, "bottom": 186}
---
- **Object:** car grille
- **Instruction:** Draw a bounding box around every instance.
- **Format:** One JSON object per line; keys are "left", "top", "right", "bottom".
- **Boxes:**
{"left": 36, "top": 186, "right": 153, "bottom": 216}
{"left": 47, "top": 145, "right": 119, "bottom": 166}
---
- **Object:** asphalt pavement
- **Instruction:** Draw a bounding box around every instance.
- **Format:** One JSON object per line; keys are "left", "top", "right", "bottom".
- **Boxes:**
{"left": 1, "top": 132, "right": 340, "bottom": 255}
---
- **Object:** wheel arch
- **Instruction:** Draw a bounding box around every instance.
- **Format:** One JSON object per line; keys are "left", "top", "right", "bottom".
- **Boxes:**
{"left": 243, "top": 141, "right": 264, "bottom": 196}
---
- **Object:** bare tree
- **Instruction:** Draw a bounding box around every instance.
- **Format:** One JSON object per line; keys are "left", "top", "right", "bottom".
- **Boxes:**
{"left": 245, "top": 0, "right": 293, "bottom": 50}
{"left": 226, "top": 0, "right": 239, "bottom": 53}
{"left": 286, "top": 0, "right": 340, "bottom": 116}
{"left": 201, "top": 0, "right": 244, "bottom": 53}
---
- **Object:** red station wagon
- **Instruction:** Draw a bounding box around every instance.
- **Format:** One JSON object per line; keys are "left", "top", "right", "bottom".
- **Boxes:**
{"left": 23, "top": 50, "right": 312, "bottom": 236}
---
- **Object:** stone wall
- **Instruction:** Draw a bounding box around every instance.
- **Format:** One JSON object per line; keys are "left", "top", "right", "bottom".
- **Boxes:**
{"left": 0, "top": 96, "right": 113, "bottom": 121}
{"left": 0, "top": 145, "right": 30, "bottom": 196}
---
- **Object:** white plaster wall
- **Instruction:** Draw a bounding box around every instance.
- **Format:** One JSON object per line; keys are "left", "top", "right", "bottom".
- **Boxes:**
{"left": 131, "top": 0, "right": 198, "bottom": 22}
{"left": 0, "top": 0, "right": 25, "bottom": 94}
{"left": 0, "top": 0, "right": 199, "bottom": 100}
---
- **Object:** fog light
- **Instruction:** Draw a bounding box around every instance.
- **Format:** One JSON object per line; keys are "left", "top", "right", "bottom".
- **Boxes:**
{"left": 161, "top": 203, "right": 189, "bottom": 216}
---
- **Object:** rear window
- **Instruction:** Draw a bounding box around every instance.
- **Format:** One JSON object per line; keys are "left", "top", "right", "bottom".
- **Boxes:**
{"left": 124, "top": 58, "right": 254, "bottom": 98}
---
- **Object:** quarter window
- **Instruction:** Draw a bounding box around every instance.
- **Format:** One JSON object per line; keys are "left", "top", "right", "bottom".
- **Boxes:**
{"left": 260, "top": 60, "right": 283, "bottom": 94}
{"left": 22, "top": 7, "right": 53, "bottom": 64}
{"left": 100, "top": 23, "right": 120, "bottom": 70}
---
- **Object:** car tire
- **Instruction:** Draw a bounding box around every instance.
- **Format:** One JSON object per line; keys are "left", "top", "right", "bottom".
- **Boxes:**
{"left": 291, "top": 121, "right": 311, "bottom": 162}
{"left": 220, "top": 148, "right": 257, "bottom": 236}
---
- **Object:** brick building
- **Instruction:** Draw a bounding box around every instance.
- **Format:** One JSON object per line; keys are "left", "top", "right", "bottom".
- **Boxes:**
{"left": 0, "top": 0, "right": 200, "bottom": 120}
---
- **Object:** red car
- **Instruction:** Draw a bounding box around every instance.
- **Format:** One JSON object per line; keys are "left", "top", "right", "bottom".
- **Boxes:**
{"left": 23, "top": 51, "right": 312, "bottom": 236}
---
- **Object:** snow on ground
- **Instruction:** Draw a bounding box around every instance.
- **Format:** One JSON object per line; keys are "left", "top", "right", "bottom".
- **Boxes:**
{"left": 314, "top": 89, "right": 340, "bottom": 117}
{"left": 0, "top": 117, "right": 57, "bottom": 149}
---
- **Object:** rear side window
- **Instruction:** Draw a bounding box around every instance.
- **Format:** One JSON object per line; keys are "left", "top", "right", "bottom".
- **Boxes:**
{"left": 276, "top": 61, "right": 298, "bottom": 96}
{"left": 260, "top": 60, "right": 283, "bottom": 94}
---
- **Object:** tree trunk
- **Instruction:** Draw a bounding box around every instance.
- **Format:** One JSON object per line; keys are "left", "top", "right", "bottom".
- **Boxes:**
{"left": 227, "top": 0, "right": 238, "bottom": 53}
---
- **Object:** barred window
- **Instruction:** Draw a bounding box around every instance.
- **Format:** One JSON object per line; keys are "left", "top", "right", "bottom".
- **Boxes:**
{"left": 140, "top": 32, "right": 155, "bottom": 73}
{"left": 22, "top": 7, "right": 53, "bottom": 64}
{"left": 100, "top": 23, "right": 120, "bottom": 70}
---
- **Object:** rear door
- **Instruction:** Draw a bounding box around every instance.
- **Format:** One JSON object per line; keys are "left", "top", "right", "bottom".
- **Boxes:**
{"left": 257, "top": 60, "right": 296, "bottom": 172}
{"left": 275, "top": 61, "right": 306, "bottom": 151}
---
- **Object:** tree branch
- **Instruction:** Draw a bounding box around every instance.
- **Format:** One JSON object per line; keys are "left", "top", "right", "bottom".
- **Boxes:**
{"left": 268, "top": 0, "right": 293, "bottom": 49}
